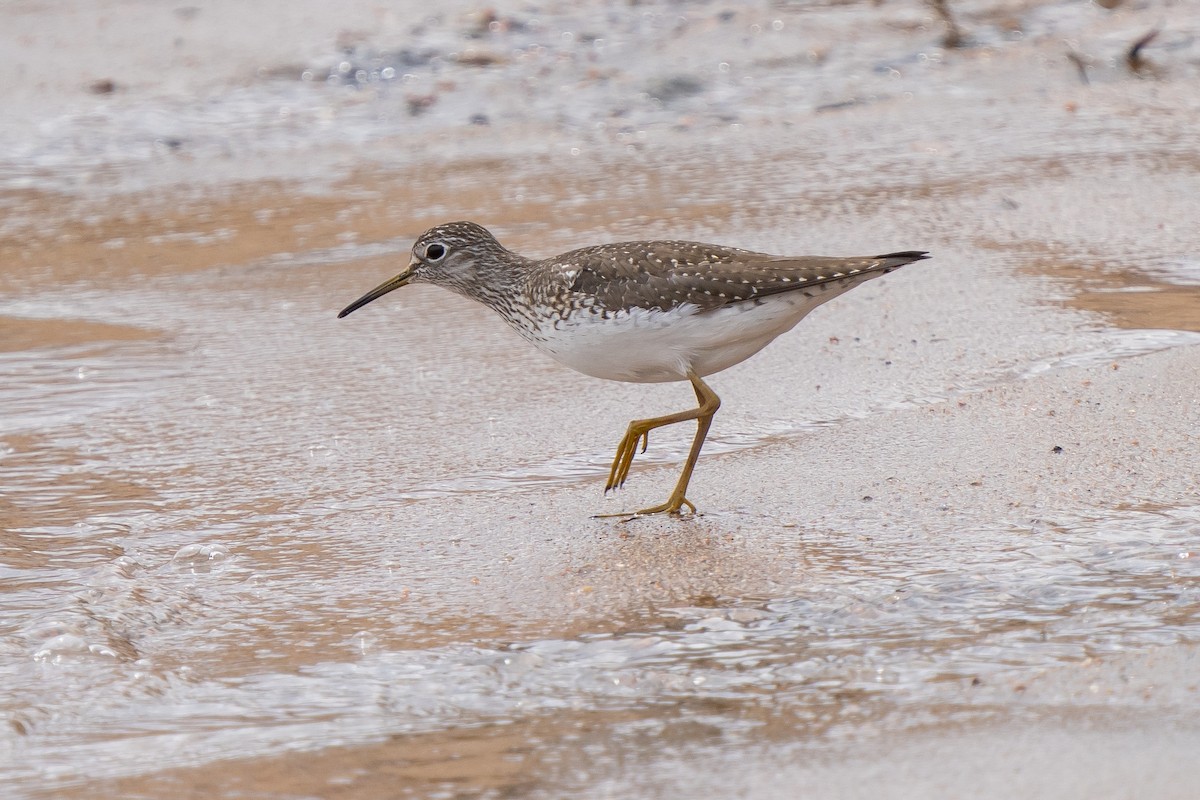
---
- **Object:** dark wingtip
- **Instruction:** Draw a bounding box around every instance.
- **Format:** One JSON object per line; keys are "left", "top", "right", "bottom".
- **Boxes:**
{"left": 874, "top": 250, "right": 931, "bottom": 262}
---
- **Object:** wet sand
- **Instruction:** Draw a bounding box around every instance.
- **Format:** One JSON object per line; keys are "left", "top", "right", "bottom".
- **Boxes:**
{"left": 3, "top": 0, "right": 1200, "bottom": 797}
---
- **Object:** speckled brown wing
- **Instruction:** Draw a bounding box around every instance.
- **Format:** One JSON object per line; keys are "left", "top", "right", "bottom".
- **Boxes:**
{"left": 562, "top": 240, "right": 927, "bottom": 314}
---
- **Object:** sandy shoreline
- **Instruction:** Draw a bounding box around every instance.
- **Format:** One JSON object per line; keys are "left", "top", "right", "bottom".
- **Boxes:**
{"left": 3, "top": 0, "right": 1200, "bottom": 797}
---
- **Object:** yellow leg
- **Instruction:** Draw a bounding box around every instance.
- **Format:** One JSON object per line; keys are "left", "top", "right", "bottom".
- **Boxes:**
{"left": 596, "top": 373, "right": 721, "bottom": 518}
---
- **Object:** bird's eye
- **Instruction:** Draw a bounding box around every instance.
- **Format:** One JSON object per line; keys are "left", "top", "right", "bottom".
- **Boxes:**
{"left": 424, "top": 243, "right": 447, "bottom": 261}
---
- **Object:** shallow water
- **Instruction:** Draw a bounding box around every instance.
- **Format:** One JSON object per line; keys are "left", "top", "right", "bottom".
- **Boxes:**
{"left": 4, "top": 0, "right": 1200, "bottom": 797}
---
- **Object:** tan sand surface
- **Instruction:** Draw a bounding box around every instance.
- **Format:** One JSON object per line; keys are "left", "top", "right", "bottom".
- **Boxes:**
{"left": 2, "top": 0, "right": 1199, "bottom": 797}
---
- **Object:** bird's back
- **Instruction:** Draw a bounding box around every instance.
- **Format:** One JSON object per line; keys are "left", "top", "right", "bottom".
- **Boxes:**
{"left": 515, "top": 241, "right": 927, "bottom": 383}
{"left": 533, "top": 240, "right": 926, "bottom": 316}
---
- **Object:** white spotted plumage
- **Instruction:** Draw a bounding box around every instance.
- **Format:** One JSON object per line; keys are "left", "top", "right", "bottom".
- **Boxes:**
{"left": 355, "top": 221, "right": 927, "bottom": 384}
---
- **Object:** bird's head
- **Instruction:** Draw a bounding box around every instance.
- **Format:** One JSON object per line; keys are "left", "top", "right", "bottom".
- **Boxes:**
{"left": 337, "top": 221, "right": 508, "bottom": 318}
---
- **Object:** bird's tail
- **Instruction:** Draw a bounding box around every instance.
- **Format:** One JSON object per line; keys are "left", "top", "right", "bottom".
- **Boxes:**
{"left": 871, "top": 251, "right": 930, "bottom": 274}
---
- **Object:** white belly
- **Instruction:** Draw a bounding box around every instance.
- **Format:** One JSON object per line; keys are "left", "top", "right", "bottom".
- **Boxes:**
{"left": 519, "top": 293, "right": 828, "bottom": 384}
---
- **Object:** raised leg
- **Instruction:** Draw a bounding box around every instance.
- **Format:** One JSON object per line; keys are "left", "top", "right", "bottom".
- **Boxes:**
{"left": 597, "top": 372, "right": 721, "bottom": 518}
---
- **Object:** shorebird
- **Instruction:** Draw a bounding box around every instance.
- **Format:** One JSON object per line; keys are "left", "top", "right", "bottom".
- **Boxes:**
{"left": 339, "top": 222, "right": 927, "bottom": 517}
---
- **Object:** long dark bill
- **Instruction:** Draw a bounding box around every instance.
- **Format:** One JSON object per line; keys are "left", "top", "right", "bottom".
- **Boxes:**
{"left": 337, "top": 268, "right": 415, "bottom": 318}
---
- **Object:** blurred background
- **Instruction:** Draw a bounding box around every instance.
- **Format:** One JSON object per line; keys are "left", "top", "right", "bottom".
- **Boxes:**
{"left": 3, "top": 1, "right": 1200, "bottom": 797}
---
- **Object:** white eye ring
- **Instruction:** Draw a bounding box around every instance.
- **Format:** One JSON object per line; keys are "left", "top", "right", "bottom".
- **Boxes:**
{"left": 424, "top": 242, "right": 447, "bottom": 261}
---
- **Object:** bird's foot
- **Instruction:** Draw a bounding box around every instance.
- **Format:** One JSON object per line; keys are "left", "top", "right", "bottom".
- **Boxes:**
{"left": 592, "top": 494, "right": 698, "bottom": 521}
{"left": 603, "top": 427, "right": 651, "bottom": 493}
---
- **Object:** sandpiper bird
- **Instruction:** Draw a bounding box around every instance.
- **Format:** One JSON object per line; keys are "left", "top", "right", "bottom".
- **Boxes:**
{"left": 339, "top": 222, "right": 927, "bottom": 517}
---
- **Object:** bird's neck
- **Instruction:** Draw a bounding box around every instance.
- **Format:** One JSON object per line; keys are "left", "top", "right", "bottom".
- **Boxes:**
{"left": 446, "top": 252, "right": 534, "bottom": 319}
